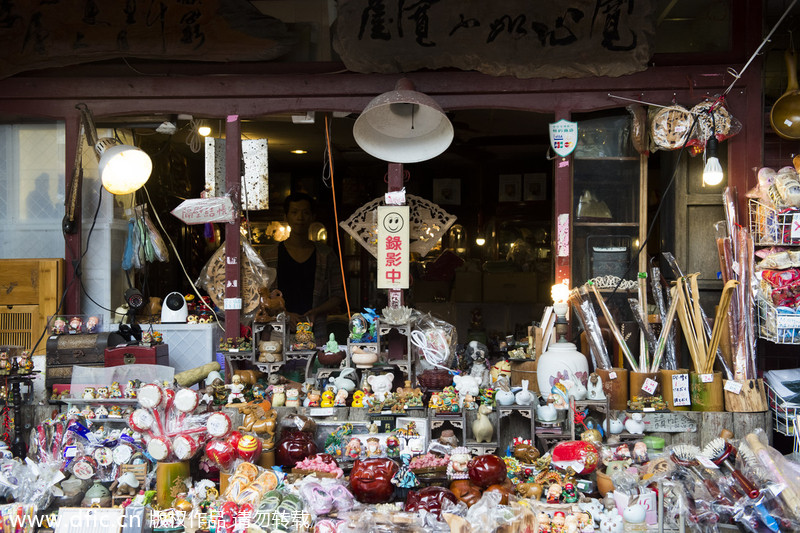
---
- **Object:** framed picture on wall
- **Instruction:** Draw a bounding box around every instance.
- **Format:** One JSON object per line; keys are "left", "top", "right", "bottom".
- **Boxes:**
{"left": 498, "top": 174, "right": 521, "bottom": 202}
{"left": 523, "top": 173, "right": 547, "bottom": 201}
{"left": 432, "top": 178, "right": 461, "bottom": 205}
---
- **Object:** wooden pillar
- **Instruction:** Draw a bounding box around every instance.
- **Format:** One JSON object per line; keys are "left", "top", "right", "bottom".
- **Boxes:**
{"left": 553, "top": 107, "right": 572, "bottom": 290}
{"left": 64, "top": 114, "right": 82, "bottom": 315}
{"left": 224, "top": 115, "right": 242, "bottom": 339}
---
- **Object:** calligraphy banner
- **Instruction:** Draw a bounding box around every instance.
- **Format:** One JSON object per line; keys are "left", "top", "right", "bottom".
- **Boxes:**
{"left": 333, "top": 0, "right": 655, "bottom": 79}
{"left": 0, "top": 0, "right": 296, "bottom": 79}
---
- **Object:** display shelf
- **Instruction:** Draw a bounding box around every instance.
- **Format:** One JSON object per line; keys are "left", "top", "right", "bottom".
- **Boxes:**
{"left": 749, "top": 198, "right": 800, "bottom": 246}
{"left": 757, "top": 292, "right": 800, "bottom": 344}
{"left": 63, "top": 398, "right": 138, "bottom": 405}
{"left": 765, "top": 381, "right": 798, "bottom": 436}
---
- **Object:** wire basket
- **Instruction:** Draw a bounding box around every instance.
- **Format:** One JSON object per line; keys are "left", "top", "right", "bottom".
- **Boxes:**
{"left": 749, "top": 198, "right": 800, "bottom": 246}
{"left": 765, "top": 381, "right": 799, "bottom": 436}
{"left": 756, "top": 294, "right": 800, "bottom": 344}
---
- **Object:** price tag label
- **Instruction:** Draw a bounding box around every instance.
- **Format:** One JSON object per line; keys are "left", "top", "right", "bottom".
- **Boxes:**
{"left": 672, "top": 374, "right": 691, "bottom": 406}
{"left": 696, "top": 455, "right": 719, "bottom": 469}
{"left": 724, "top": 380, "right": 743, "bottom": 395}
{"left": 792, "top": 213, "right": 800, "bottom": 240}
{"left": 642, "top": 378, "right": 659, "bottom": 395}
{"left": 643, "top": 407, "right": 655, "bottom": 412}
{"left": 700, "top": 373, "right": 714, "bottom": 383}
{"left": 609, "top": 371, "right": 617, "bottom": 380}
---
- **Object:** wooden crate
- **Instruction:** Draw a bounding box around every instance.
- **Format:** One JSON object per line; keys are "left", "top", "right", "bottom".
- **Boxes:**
{"left": 0, "top": 259, "right": 63, "bottom": 355}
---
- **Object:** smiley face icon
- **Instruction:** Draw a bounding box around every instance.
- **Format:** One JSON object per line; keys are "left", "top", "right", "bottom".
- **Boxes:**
{"left": 382, "top": 211, "right": 405, "bottom": 233}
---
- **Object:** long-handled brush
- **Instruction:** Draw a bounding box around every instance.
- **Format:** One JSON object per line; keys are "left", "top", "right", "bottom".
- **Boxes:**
{"left": 701, "top": 438, "right": 759, "bottom": 498}
{"left": 670, "top": 444, "right": 733, "bottom": 506}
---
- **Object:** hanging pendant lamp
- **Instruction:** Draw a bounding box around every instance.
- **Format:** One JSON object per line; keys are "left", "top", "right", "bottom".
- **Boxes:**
{"left": 353, "top": 78, "right": 454, "bottom": 164}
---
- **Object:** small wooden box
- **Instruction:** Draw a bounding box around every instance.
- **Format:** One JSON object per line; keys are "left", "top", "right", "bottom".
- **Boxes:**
{"left": 46, "top": 332, "right": 111, "bottom": 366}
{"left": 104, "top": 344, "right": 169, "bottom": 367}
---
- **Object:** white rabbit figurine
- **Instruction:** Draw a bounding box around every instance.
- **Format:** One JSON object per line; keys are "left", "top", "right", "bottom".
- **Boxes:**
{"left": 603, "top": 414, "right": 624, "bottom": 434}
{"left": 624, "top": 412, "right": 646, "bottom": 434}
{"left": 514, "top": 380, "right": 534, "bottom": 405}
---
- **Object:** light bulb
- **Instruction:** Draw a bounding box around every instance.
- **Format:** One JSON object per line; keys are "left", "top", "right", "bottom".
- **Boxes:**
{"left": 475, "top": 237, "right": 486, "bottom": 246}
{"left": 702, "top": 136, "right": 723, "bottom": 186}
{"left": 198, "top": 125, "right": 212, "bottom": 137}
{"left": 551, "top": 283, "right": 570, "bottom": 305}
{"left": 703, "top": 156, "right": 724, "bottom": 186}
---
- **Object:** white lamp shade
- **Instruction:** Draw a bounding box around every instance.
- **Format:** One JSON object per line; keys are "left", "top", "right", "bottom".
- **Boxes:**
{"left": 98, "top": 142, "right": 152, "bottom": 195}
{"left": 703, "top": 156, "right": 724, "bottom": 186}
{"left": 353, "top": 78, "right": 454, "bottom": 163}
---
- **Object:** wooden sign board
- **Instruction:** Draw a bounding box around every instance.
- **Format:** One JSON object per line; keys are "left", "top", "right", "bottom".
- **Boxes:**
{"left": 641, "top": 412, "right": 697, "bottom": 433}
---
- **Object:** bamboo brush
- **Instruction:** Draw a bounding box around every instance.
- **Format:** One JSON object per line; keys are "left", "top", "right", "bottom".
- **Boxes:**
{"left": 588, "top": 283, "right": 638, "bottom": 372}
{"left": 649, "top": 285, "right": 680, "bottom": 372}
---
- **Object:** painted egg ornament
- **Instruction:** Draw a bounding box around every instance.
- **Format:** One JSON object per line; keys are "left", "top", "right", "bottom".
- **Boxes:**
{"left": 205, "top": 439, "right": 236, "bottom": 471}
{"left": 227, "top": 430, "right": 243, "bottom": 450}
{"left": 237, "top": 434, "right": 263, "bottom": 462}
{"left": 551, "top": 440, "right": 600, "bottom": 475}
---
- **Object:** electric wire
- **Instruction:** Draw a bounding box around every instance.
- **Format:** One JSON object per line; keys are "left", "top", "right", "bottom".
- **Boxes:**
{"left": 141, "top": 184, "right": 220, "bottom": 323}
{"left": 325, "top": 114, "right": 352, "bottom": 319}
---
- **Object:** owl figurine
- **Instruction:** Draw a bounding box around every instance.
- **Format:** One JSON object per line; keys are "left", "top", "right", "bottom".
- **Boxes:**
{"left": 293, "top": 321, "right": 316, "bottom": 350}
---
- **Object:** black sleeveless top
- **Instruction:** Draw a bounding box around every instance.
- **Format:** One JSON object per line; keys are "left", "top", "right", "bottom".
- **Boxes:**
{"left": 276, "top": 243, "right": 316, "bottom": 315}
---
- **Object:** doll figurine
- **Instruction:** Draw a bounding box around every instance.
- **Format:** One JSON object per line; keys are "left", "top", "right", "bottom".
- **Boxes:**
{"left": 52, "top": 317, "right": 67, "bottom": 335}
{"left": 538, "top": 513, "right": 551, "bottom": 533}
{"left": 333, "top": 388, "right": 348, "bottom": 407}
{"left": 109, "top": 381, "right": 123, "bottom": 399}
{"left": 344, "top": 437, "right": 362, "bottom": 460}
{"left": 562, "top": 482, "right": 578, "bottom": 503}
{"left": 547, "top": 483, "right": 563, "bottom": 504}
{"left": 350, "top": 390, "right": 365, "bottom": 408}
{"left": 320, "top": 389, "right": 335, "bottom": 408}
{"left": 385, "top": 435, "right": 400, "bottom": 458}
{"left": 0, "top": 352, "right": 9, "bottom": 376}
{"left": 225, "top": 375, "right": 246, "bottom": 404}
{"left": 17, "top": 351, "right": 33, "bottom": 374}
{"left": 285, "top": 387, "right": 300, "bottom": 407}
{"left": 68, "top": 316, "right": 83, "bottom": 334}
{"left": 365, "top": 437, "right": 382, "bottom": 458}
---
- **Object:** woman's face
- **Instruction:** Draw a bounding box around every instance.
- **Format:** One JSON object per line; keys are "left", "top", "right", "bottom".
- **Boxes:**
{"left": 286, "top": 200, "right": 313, "bottom": 234}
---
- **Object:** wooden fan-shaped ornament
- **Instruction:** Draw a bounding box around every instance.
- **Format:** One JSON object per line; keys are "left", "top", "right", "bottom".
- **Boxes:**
{"left": 203, "top": 244, "right": 261, "bottom": 314}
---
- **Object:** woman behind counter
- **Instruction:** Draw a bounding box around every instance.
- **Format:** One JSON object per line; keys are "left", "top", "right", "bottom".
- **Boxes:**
{"left": 262, "top": 192, "right": 344, "bottom": 345}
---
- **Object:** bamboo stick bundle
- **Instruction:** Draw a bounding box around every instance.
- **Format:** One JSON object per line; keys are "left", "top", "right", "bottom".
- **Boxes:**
{"left": 588, "top": 283, "right": 639, "bottom": 372}
{"left": 705, "top": 279, "right": 740, "bottom": 374}
{"left": 675, "top": 277, "right": 704, "bottom": 373}
{"left": 649, "top": 285, "right": 680, "bottom": 372}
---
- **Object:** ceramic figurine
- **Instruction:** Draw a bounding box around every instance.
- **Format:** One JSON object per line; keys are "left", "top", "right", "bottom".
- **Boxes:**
{"left": 332, "top": 368, "right": 358, "bottom": 392}
{"left": 603, "top": 415, "right": 624, "bottom": 434}
{"left": 293, "top": 321, "right": 316, "bottom": 350}
{"left": 495, "top": 376, "right": 516, "bottom": 406}
{"left": 52, "top": 317, "right": 67, "bottom": 335}
{"left": 83, "top": 387, "right": 96, "bottom": 400}
{"left": 95, "top": 386, "right": 109, "bottom": 399}
{"left": 562, "top": 482, "right": 579, "bottom": 503}
{"left": 17, "top": 351, "right": 33, "bottom": 374}
{"left": 108, "top": 405, "right": 123, "bottom": 418}
{"left": 333, "top": 388, "right": 348, "bottom": 407}
{"left": 345, "top": 437, "right": 362, "bottom": 459}
{"left": 67, "top": 405, "right": 80, "bottom": 417}
{"left": 440, "top": 386, "right": 460, "bottom": 412}
{"left": 285, "top": 387, "right": 300, "bottom": 407}
{"left": 587, "top": 373, "right": 606, "bottom": 400}
{"left": 438, "top": 429, "right": 459, "bottom": 448}
{"left": 471, "top": 404, "right": 494, "bottom": 443}
{"left": 599, "top": 514, "right": 623, "bottom": 533}
{"left": 462, "top": 393, "right": 477, "bottom": 410}
{"left": 94, "top": 405, "right": 109, "bottom": 418}
{"left": 109, "top": 381, "right": 123, "bottom": 398}
{"left": 624, "top": 413, "right": 645, "bottom": 434}
{"left": 428, "top": 391, "right": 443, "bottom": 410}
{"left": 320, "top": 389, "right": 335, "bottom": 408}
{"left": 447, "top": 447, "right": 471, "bottom": 479}
{"left": 549, "top": 384, "right": 569, "bottom": 409}
{"left": 552, "top": 512, "right": 566, "bottom": 533}
{"left": 85, "top": 316, "right": 100, "bottom": 333}
{"left": 564, "top": 515, "right": 580, "bottom": 533}
{"left": 453, "top": 374, "right": 480, "bottom": 407}
{"left": 538, "top": 513, "right": 551, "bottom": 533}
{"left": 562, "top": 370, "right": 588, "bottom": 400}
{"left": 350, "top": 390, "right": 365, "bottom": 408}
{"left": 80, "top": 406, "right": 95, "bottom": 419}
{"left": 547, "top": 483, "right": 563, "bottom": 504}
{"left": 537, "top": 397, "right": 558, "bottom": 422}
{"left": 465, "top": 340, "right": 491, "bottom": 388}
{"left": 304, "top": 388, "right": 321, "bottom": 407}
{"left": 68, "top": 316, "right": 83, "bottom": 334}
{"left": 225, "top": 375, "right": 246, "bottom": 404}
{"left": 385, "top": 435, "right": 400, "bottom": 458}
{"left": 515, "top": 380, "right": 534, "bottom": 405}
{"left": 366, "top": 437, "right": 382, "bottom": 458}
{"left": 0, "top": 353, "right": 8, "bottom": 376}
{"left": 490, "top": 360, "right": 511, "bottom": 383}
{"left": 632, "top": 441, "right": 648, "bottom": 463}
{"left": 366, "top": 373, "right": 394, "bottom": 403}
{"left": 124, "top": 380, "right": 139, "bottom": 399}
{"left": 270, "top": 385, "right": 286, "bottom": 407}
